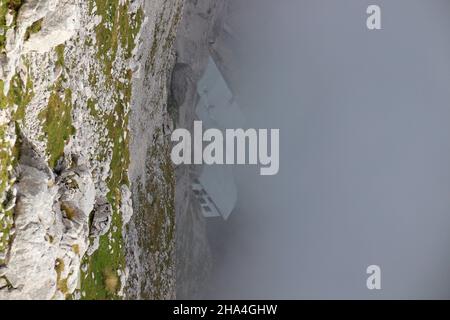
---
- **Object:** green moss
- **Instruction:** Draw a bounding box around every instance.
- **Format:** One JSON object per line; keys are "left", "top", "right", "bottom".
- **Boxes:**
{"left": 24, "top": 18, "right": 42, "bottom": 41}
{"left": 39, "top": 82, "right": 75, "bottom": 168}
{"left": 92, "top": 0, "right": 143, "bottom": 83}
{"left": 55, "top": 44, "right": 65, "bottom": 67}
{"left": 0, "top": 72, "right": 33, "bottom": 113}
{"left": 12, "top": 74, "right": 33, "bottom": 121}
{"left": 118, "top": 5, "right": 143, "bottom": 59}
{"left": 0, "top": 80, "right": 6, "bottom": 109}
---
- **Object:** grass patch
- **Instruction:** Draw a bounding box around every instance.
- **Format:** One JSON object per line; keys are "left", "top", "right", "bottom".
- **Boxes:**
{"left": 39, "top": 81, "right": 75, "bottom": 168}
{"left": 55, "top": 44, "right": 65, "bottom": 67}
{"left": 24, "top": 18, "right": 42, "bottom": 41}
{"left": 91, "top": 0, "right": 142, "bottom": 83}
{"left": 79, "top": 0, "right": 142, "bottom": 299}
{"left": 79, "top": 75, "right": 131, "bottom": 298}
{"left": 36, "top": 45, "right": 74, "bottom": 169}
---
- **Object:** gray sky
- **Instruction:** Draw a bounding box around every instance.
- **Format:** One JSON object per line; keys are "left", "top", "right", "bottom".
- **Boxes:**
{"left": 203, "top": 0, "right": 450, "bottom": 299}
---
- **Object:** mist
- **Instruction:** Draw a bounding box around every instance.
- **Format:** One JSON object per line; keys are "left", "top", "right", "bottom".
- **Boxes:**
{"left": 201, "top": 0, "right": 450, "bottom": 299}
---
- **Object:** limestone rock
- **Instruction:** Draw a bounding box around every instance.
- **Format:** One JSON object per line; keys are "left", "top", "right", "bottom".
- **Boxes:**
{"left": 23, "top": 1, "right": 80, "bottom": 54}
{"left": 89, "top": 196, "right": 112, "bottom": 238}
{"left": 0, "top": 140, "right": 95, "bottom": 299}
{"left": 56, "top": 164, "right": 95, "bottom": 295}
{"left": 120, "top": 185, "right": 133, "bottom": 226}
{"left": 0, "top": 149, "right": 59, "bottom": 299}
{"left": 2, "top": 0, "right": 79, "bottom": 93}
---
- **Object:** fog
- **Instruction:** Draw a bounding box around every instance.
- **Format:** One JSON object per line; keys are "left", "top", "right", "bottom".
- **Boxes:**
{"left": 202, "top": 0, "right": 450, "bottom": 299}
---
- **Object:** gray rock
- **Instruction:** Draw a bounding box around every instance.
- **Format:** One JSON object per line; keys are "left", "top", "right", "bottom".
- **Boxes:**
{"left": 0, "top": 141, "right": 95, "bottom": 299}
{"left": 170, "top": 63, "right": 194, "bottom": 108}
{"left": 2, "top": 0, "right": 80, "bottom": 93}
{"left": 120, "top": 185, "right": 133, "bottom": 226}
{"left": 0, "top": 157, "right": 59, "bottom": 299}
{"left": 0, "top": 278, "right": 7, "bottom": 289}
{"left": 90, "top": 196, "right": 112, "bottom": 238}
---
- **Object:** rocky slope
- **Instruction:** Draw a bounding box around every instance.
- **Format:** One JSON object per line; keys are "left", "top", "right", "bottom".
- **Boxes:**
{"left": 0, "top": 0, "right": 182, "bottom": 299}
{"left": 173, "top": 0, "right": 240, "bottom": 299}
